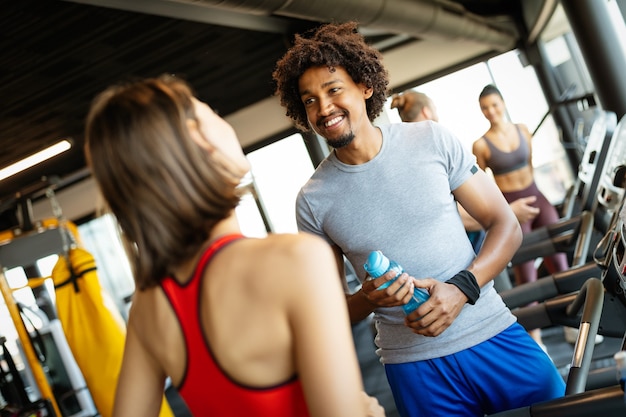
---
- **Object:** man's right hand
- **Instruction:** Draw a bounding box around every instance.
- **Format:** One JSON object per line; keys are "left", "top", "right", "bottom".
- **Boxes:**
{"left": 360, "top": 271, "right": 415, "bottom": 308}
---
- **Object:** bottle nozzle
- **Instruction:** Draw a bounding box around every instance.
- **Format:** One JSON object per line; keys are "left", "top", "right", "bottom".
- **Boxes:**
{"left": 364, "top": 250, "right": 390, "bottom": 278}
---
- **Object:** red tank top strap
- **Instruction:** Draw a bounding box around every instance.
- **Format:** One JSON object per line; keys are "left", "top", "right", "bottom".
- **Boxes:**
{"left": 198, "top": 233, "right": 246, "bottom": 266}
{"left": 160, "top": 233, "right": 245, "bottom": 390}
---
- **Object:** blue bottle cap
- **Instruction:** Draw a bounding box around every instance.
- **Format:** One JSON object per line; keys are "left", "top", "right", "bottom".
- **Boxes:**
{"left": 363, "top": 250, "right": 389, "bottom": 278}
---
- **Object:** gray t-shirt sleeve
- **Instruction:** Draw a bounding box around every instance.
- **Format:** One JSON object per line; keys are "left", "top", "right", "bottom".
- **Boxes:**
{"left": 295, "top": 189, "right": 316, "bottom": 234}
{"left": 295, "top": 182, "right": 334, "bottom": 245}
{"left": 432, "top": 122, "right": 478, "bottom": 191}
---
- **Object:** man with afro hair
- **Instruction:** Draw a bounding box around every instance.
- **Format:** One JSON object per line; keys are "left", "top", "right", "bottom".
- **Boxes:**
{"left": 273, "top": 21, "right": 565, "bottom": 417}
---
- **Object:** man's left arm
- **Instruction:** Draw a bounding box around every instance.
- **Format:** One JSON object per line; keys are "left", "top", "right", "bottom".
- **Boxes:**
{"left": 404, "top": 169, "right": 521, "bottom": 337}
{"left": 453, "top": 169, "right": 522, "bottom": 287}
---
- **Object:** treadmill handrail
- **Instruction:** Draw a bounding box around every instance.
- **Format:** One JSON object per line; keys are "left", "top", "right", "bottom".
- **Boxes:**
{"left": 564, "top": 278, "right": 605, "bottom": 396}
{"left": 499, "top": 262, "right": 602, "bottom": 309}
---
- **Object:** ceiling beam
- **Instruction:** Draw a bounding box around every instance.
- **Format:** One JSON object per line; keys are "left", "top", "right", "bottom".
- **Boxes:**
{"left": 62, "top": 0, "right": 294, "bottom": 33}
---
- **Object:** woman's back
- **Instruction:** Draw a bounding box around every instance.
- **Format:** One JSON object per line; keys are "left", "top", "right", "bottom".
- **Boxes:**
{"left": 126, "top": 232, "right": 365, "bottom": 416}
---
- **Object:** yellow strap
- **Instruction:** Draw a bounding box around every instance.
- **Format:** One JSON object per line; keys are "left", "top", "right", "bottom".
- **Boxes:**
{"left": 8, "top": 276, "right": 49, "bottom": 291}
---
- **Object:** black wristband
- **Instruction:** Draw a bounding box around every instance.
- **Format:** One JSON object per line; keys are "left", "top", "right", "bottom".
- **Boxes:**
{"left": 446, "top": 270, "right": 480, "bottom": 305}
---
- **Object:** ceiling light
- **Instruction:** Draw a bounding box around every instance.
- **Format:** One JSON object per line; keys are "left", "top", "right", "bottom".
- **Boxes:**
{"left": 0, "top": 139, "right": 72, "bottom": 181}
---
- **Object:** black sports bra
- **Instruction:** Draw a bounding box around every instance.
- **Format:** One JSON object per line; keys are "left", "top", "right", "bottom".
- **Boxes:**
{"left": 482, "top": 125, "right": 530, "bottom": 175}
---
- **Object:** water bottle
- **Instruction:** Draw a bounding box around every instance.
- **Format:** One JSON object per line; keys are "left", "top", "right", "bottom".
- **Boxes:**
{"left": 363, "top": 250, "right": 429, "bottom": 314}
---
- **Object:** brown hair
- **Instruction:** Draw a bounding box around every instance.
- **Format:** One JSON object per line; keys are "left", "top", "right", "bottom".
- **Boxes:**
{"left": 390, "top": 91, "right": 433, "bottom": 122}
{"left": 85, "top": 75, "right": 241, "bottom": 289}
{"left": 272, "top": 21, "right": 389, "bottom": 130}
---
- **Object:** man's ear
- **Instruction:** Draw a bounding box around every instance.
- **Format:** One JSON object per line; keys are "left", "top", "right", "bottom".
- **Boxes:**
{"left": 186, "top": 119, "right": 212, "bottom": 152}
{"left": 363, "top": 85, "right": 374, "bottom": 99}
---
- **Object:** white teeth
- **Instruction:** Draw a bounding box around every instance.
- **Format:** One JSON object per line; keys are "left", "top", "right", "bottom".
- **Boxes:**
{"left": 324, "top": 116, "right": 342, "bottom": 127}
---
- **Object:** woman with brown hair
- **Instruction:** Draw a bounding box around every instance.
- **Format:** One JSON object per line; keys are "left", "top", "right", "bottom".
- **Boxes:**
{"left": 85, "top": 75, "right": 383, "bottom": 417}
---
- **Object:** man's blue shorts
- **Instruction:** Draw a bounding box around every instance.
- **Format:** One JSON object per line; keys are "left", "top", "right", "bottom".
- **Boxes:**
{"left": 384, "top": 322, "right": 565, "bottom": 417}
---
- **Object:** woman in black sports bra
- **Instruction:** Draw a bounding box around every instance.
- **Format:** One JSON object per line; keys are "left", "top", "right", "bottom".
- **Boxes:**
{"left": 472, "top": 84, "right": 569, "bottom": 346}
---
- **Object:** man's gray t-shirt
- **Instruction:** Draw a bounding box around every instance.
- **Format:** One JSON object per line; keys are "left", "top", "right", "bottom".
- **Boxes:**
{"left": 296, "top": 121, "right": 516, "bottom": 364}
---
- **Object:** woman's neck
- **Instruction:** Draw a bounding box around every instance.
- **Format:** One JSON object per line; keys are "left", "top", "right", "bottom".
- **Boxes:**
{"left": 208, "top": 212, "right": 242, "bottom": 241}
{"left": 490, "top": 119, "right": 512, "bottom": 132}
{"left": 173, "top": 212, "right": 242, "bottom": 281}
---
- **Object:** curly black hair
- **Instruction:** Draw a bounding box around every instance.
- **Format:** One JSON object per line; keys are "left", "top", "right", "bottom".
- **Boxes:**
{"left": 272, "top": 21, "right": 390, "bottom": 131}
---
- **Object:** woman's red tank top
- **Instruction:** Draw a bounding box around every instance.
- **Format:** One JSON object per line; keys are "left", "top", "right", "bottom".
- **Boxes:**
{"left": 161, "top": 234, "right": 310, "bottom": 416}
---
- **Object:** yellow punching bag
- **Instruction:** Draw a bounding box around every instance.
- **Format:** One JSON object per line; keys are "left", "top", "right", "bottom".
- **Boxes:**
{"left": 52, "top": 247, "right": 174, "bottom": 417}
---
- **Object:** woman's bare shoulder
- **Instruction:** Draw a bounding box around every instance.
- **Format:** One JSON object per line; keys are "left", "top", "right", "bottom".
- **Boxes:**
{"left": 248, "top": 232, "right": 331, "bottom": 255}
{"left": 472, "top": 136, "right": 488, "bottom": 152}
{"left": 515, "top": 123, "right": 532, "bottom": 137}
{"left": 125, "top": 286, "right": 184, "bottom": 360}
{"left": 240, "top": 233, "right": 336, "bottom": 280}
{"left": 127, "top": 286, "right": 174, "bottom": 330}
